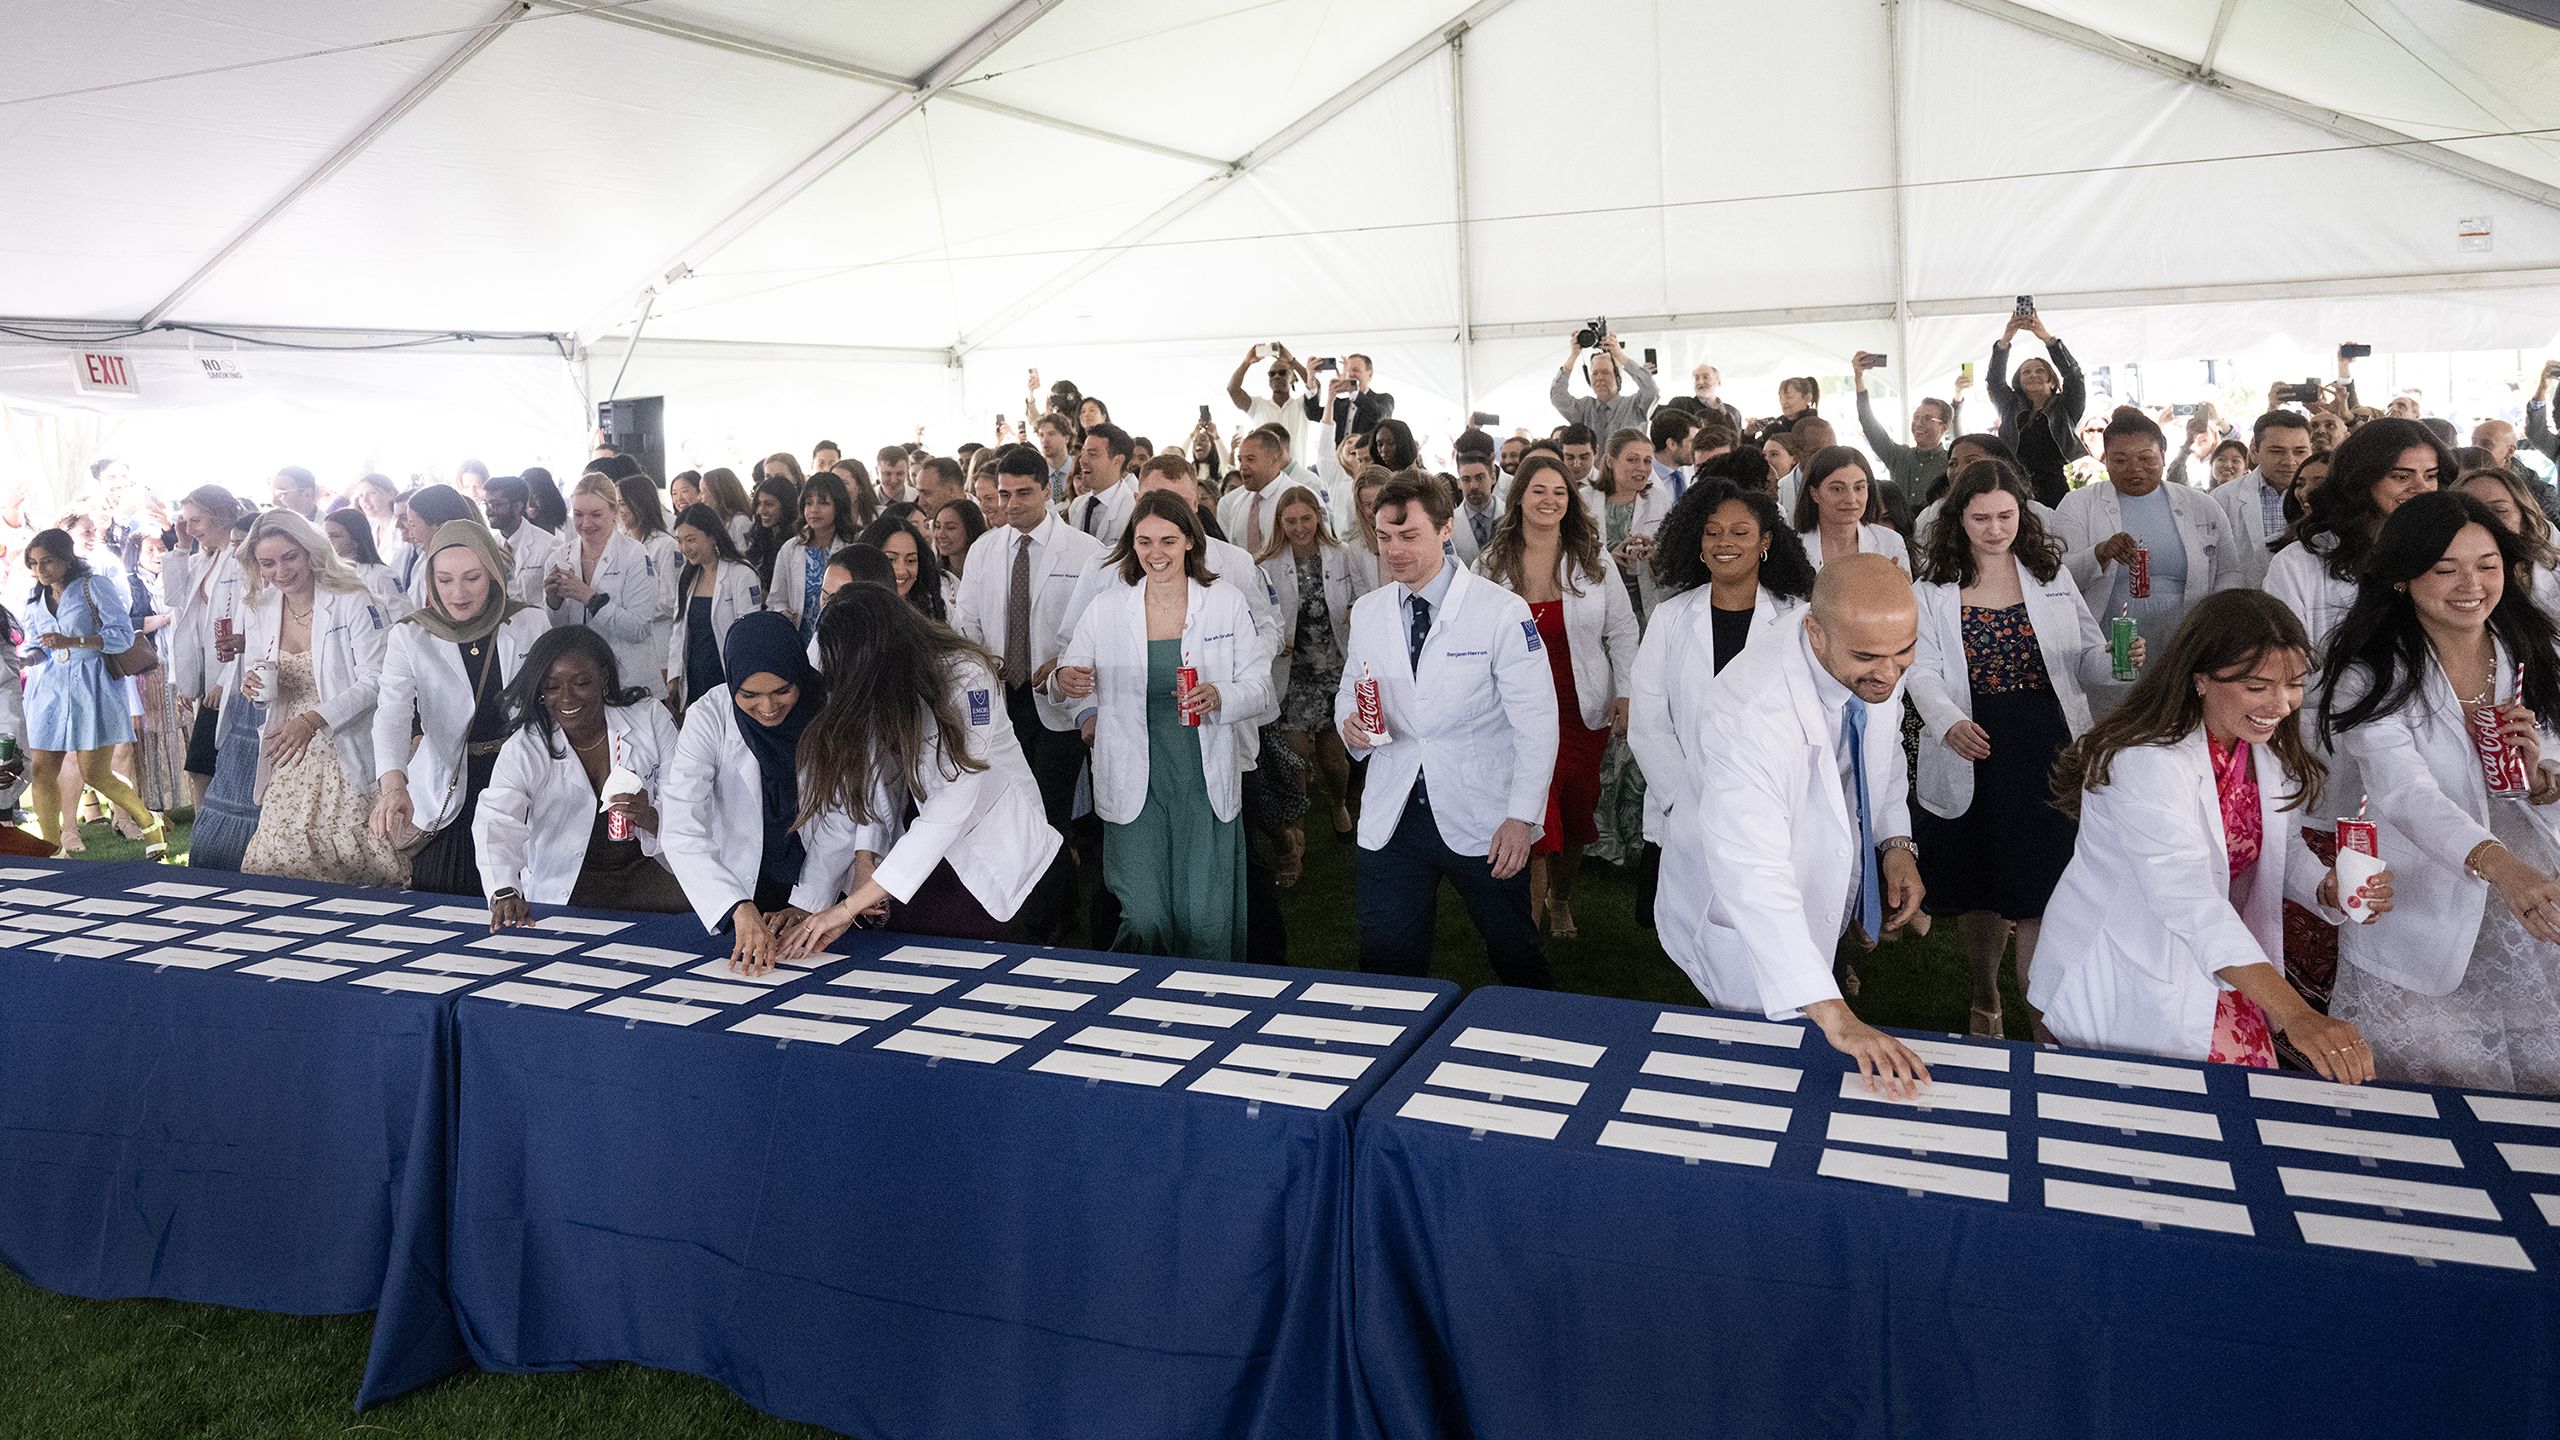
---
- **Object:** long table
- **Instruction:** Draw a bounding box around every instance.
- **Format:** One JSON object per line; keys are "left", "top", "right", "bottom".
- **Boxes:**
{"left": 1351, "top": 985, "right": 2560, "bottom": 1440}
{"left": 0, "top": 860, "right": 467, "bottom": 1400}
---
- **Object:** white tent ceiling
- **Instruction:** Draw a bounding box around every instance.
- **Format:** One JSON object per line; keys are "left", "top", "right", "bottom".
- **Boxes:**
{"left": 9, "top": 0, "right": 2560, "bottom": 488}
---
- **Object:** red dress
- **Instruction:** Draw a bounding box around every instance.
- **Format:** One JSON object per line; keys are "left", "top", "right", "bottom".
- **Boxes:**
{"left": 2205, "top": 735, "right": 2279, "bottom": 1067}
{"left": 1530, "top": 599, "right": 1607, "bottom": 855}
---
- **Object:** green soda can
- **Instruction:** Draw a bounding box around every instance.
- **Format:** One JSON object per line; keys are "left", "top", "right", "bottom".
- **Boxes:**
{"left": 2108, "top": 611, "right": 2137, "bottom": 682}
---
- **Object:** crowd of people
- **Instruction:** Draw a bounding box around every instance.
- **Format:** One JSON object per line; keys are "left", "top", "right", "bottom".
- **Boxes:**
{"left": 9, "top": 323, "right": 2560, "bottom": 1098}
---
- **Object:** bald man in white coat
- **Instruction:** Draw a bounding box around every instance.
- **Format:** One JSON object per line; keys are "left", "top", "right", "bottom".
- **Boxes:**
{"left": 1671, "top": 554, "right": 1934, "bottom": 1093}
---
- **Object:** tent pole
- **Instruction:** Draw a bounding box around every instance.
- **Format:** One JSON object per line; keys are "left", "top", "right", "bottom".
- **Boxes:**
{"left": 606, "top": 289, "right": 657, "bottom": 403}
{"left": 1450, "top": 31, "right": 1476, "bottom": 410}
{"left": 1886, "top": 0, "right": 1915, "bottom": 410}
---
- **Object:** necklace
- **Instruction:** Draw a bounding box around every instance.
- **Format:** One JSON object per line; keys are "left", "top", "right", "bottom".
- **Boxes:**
{"left": 567, "top": 731, "right": 606, "bottom": 755}
{"left": 285, "top": 597, "right": 314, "bottom": 623}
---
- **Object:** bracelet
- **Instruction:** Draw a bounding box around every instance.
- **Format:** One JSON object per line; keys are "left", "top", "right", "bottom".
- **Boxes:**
{"left": 1877, "top": 836, "right": 1919, "bottom": 859}
{"left": 2466, "top": 838, "right": 2506, "bottom": 882}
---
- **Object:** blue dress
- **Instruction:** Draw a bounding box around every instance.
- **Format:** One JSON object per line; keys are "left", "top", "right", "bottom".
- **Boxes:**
{"left": 23, "top": 576, "right": 137, "bottom": 751}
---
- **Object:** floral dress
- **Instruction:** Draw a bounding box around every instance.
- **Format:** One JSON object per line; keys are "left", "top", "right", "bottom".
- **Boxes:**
{"left": 1280, "top": 555, "right": 1344, "bottom": 733}
{"left": 242, "top": 651, "right": 406, "bottom": 889}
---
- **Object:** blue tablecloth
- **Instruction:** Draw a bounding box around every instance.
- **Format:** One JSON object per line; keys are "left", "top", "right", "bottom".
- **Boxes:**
{"left": 419, "top": 926, "right": 1455, "bottom": 1440}
{"left": 1353, "top": 986, "right": 2560, "bottom": 1440}
{"left": 0, "top": 860, "right": 467, "bottom": 1403}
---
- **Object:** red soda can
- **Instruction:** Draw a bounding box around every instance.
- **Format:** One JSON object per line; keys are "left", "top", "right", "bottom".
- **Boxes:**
{"left": 215, "top": 614, "right": 234, "bottom": 646}
{"left": 1355, "top": 662, "right": 1386, "bottom": 739}
{"left": 2336, "top": 818, "right": 2377, "bottom": 859}
{"left": 607, "top": 807, "right": 633, "bottom": 842}
{"left": 2470, "top": 701, "right": 2530, "bottom": 798}
{"left": 2128, "top": 545, "right": 2151, "bottom": 600}
{"left": 1176, "top": 665, "right": 1202, "bottom": 727}
{"left": 2336, "top": 816, "right": 2380, "bottom": 923}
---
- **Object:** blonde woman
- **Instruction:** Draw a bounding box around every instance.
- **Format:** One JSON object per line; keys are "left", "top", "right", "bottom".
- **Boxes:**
{"left": 1342, "top": 466, "right": 1391, "bottom": 599}
{"left": 547, "top": 472, "right": 672, "bottom": 699}
{"left": 233, "top": 510, "right": 403, "bottom": 886}
{"left": 1256, "top": 484, "right": 1357, "bottom": 834}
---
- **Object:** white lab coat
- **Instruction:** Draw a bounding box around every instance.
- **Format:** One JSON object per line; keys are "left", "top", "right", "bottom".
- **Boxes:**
{"left": 795, "top": 658, "right": 1063, "bottom": 921}
{"left": 372, "top": 607, "right": 553, "bottom": 830}
{"left": 549, "top": 530, "right": 671, "bottom": 698}
{"left": 1054, "top": 536, "right": 1282, "bottom": 731}
{"left": 2211, "top": 469, "right": 2289, "bottom": 589}
{"left": 1904, "top": 559, "right": 2113, "bottom": 819}
{"left": 350, "top": 561, "right": 411, "bottom": 622}
{"left": 237, "top": 582, "right": 389, "bottom": 795}
{"left": 2264, "top": 535, "right": 2362, "bottom": 815}
{"left": 2031, "top": 734, "right": 2337, "bottom": 1060}
{"left": 659, "top": 687, "right": 791, "bottom": 932}
{"left": 1062, "top": 579, "right": 1273, "bottom": 825}
{"left": 1627, "top": 585, "right": 1796, "bottom": 845}
{"left": 2330, "top": 643, "right": 2560, "bottom": 997}
{"left": 951, "top": 515, "right": 1105, "bottom": 730}
{"left": 499, "top": 523, "right": 557, "bottom": 607}
{"left": 1475, "top": 550, "right": 1638, "bottom": 730}
{"left": 663, "top": 559, "right": 766, "bottom": 704}
{"left": 1260, "top": 542, "right": 1356, "bottom": 699}
{"left": 472, "top": 700, "right": 680, "bottom": 904}
{"left": 1344, "top": 542, "right": 1383, "bottom": 600}
{"left": 764, "top": 532, "right": 851, "bottom": 631}
{"left": 2051, "top": 480, "right": 2240, "bottom": 618}
{"left": 1331, "top": 566, "right": 1557, "bottom": 856}
{"left": 1800, "top": 523, "right": 1911, "bottom": 573}
{"left": 164, "top": 546, "right": 243, "bottom": 698}
{"left": 1061, "top": 476, "right": 1138, "bottom": 543}
{"left": 1670, "top": 613, "right": 1910, "bottom": 1019}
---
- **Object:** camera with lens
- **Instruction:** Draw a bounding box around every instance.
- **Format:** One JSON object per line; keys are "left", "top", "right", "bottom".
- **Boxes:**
{"left": 1574, "top": 317, "right": 1610, "bottom": 350}
{"left": 2269, "top": 379, "right": 2325, "bottom": 406}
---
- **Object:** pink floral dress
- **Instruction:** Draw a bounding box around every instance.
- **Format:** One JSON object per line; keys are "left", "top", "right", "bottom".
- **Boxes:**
{"left": 2205, "top": 735, "right": 2278, "bottom": 1067}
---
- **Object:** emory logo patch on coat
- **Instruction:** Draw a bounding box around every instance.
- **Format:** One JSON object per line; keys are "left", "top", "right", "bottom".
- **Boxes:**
{"left": 968, "top": 688, "right": 991, "bottom": 725}
{"left": 1521, "top": 619, "right": 1542, "bottom": 652}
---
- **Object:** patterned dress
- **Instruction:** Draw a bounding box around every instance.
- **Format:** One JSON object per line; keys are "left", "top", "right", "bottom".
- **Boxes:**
{"left": 241, "top": 651, "right": 405, "bottom": 888}
{"left": 1280, "top": 554, "right": 1344, "bottom": 733}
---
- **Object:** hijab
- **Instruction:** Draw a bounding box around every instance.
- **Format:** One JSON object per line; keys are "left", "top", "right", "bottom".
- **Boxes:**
{"left": 402, "top": 520, "right": 533, "bottom": 644}
{"left": 724, "top": 610, "right": 827, "bottom": 888}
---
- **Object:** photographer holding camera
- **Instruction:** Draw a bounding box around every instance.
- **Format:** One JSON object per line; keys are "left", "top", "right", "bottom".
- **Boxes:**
{"left": 1551, "top": 325, "right": 1657, "bottom": 443}
{"left": 1987, "top": 301, "right": 2086, "bottom": 508}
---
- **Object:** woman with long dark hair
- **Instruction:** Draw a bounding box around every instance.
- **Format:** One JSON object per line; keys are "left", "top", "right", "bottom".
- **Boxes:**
{"left": 777, "top": 587, "right": 1060, "bottom": 953}
{"left": 1791, "top": 445, "right": 1911, "bottom": 572}
{"left": 746, "top": 473, "right": 798, "bottom": 591}
{"left": 21, "top": 527, "right": 163, "bottom": 856}
{"left": 858, "top": 512, "right": 949, "bottom": 623}
{"left": 476, "top": 625, "right": 688, "bottom": 922}
{"left": 1907, "top": 461, "right": 2124, "bottom": 1036}
{"left": 768, "top": 470, "right": 855, "bottom": 642}
{"left": 1631, "top": 478, "right": 1815, "bottom": 944}
{"left": 521, "top": 467, "right": 568, "bottom": 533}
{"left": 700, "top": 465, "right": 755, "bottom": 551}
{"left": 615, "top": 471, "right": 679, "bottom": 609}
{"left": 2319, "top": 491, "right": 2560, "bottom": 1090}
{"left": 1475, "top": 452, "right": 1636, "bottom": 939}
{"left": 929, "top": 495, "right": 987, "bottom": 582}
{"left": 1053, "top": 492, "right": 1269, "bottom": 962}
{"left": 323, "top": 504, "right": 406, "bottom": 619}
{"left": 1985, "top": 309, "right": 2086, "bottom": 507}
{"left": 665, "top": 503, "right": 763, "bottom": 710}
{"left": 2035, "top": 591, "right": 2383, "bottom": 1077}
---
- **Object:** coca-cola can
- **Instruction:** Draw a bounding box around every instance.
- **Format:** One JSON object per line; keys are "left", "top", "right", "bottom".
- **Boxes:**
{"left": 2336, "top": 818, "right": 2382, "bottom": 923}
{"left": 2128, "top": 545, "right": 2151, "bottom": 600}
{"left": 606, "top": 808, "right": 633, "bottom": 842}
{"left": 2471, "top": 702, "right": 2531, "bottom": 799}
{"left": 214, "top": 615, "right": 233, "bottom": 645}
{"left": 1176, "top": 665, "right": 1201, "bottom": 728}
{"left": 1356, "top": 665, "right": 1387, "bottom": 740}
{"left": 2337, "top": 818, "right": 2377, "bottom": 859}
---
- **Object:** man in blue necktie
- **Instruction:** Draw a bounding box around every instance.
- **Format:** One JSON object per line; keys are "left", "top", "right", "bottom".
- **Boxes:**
{"left": 1668, "top": 554, "right": 1933, "bottom": 1096}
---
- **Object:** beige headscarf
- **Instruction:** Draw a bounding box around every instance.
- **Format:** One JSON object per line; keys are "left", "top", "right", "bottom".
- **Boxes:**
{"left": 402, "top": 520, "right": 533, "bottom": 644}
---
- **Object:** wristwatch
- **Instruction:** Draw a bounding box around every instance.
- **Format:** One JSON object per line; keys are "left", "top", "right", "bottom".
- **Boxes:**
{"left": 491, "top": 887, "right": 522, "bottom": 904}
{"left": 1877, "top": 836, "right": 1919, "bottom": 860}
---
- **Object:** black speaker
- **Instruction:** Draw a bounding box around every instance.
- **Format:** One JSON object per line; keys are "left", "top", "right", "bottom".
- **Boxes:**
{"left": 596, "top": 396, "right": 665, "bottom": 486}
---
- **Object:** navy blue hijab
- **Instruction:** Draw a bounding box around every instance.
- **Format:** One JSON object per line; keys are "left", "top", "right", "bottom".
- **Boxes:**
{"left": 723, "top": 610, "right": 825, "bottom": 892}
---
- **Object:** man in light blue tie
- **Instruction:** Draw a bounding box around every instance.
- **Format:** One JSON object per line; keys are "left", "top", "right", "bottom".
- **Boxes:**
{"left": 1670, "top": 553, "right": 1933, "bottom": 1095}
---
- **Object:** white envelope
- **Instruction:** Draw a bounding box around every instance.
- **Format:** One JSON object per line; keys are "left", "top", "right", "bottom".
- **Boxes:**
{"left": 1260, "top": 1013, "right": 1404, "bottom": 1047}
{"left": 1619, "top": 1087, "right": 1793, "bottom": 1134}
{"left": 1899, "top": 1038, "right": 2012, "bottom": 1073}
{"left": 731, "top": 1014, "right": 865, "bottom": 1045}
{"left": 645, "top": 978, "right": 764, "bottom": 1006}
{"left": 239, "top": 957, "right": 351, "bottom": 982}
{"left": 913, "top": 1006, "right": 1051, "bottom": 1040}
{"left": 1297, "top": 981, "right": 1435, "bottom": 1012}
{"left": 251, "top": 913, "right": 348, "bottom": 935}
{"left": 2033, "top": 1051, "right": 2207, "bottom": 1094}
{"left": 963, "top": 982, "right": 1095, "bottom": 1012}
{"left": 352, "top": 923, "right": 465, "bottom": 945}
{"left": 876, "top": 1029, "right": 1017, "bottom": 1064}
{"left": 1450, "top": 1027, "right": 1605, "bottom": 1068}
{"left": 526, "top": 961, "right": 644, "bottom": 991}
{"left": 1188, "top": 1067, "right": 1346, "bottom": 1110}
{"left": 1652, "top": 1011, "right": 1807, "bottom": 1050}
{"left": 777, "top": 994, "right": 908, "bottom": 1023}
{"left": 1597, "top": 1119, "right": 1777, "bottom": 1167}
{"left": 2036, "top": 1136, "right": 2235, "bottom": 1191}
{"left": 878, "top": 944, "right": 1003, "bottom": 970}
{"left": 469, "top": 933, "right": 577, "bottom": 955}
{"left": 309, "top": 897, "right": 409, "bottom": 917}
{"left": 1031, "top": 1049, "right": 1181, "bottom": 1088}
{"left": 586, "top": 942, "right": 698, "bottom": 968}
{"left": 688, "top": 958, "right": 794, "bottom": 988}
{"left": 1159, "top": 969, "right": 1288, "bottom": 999}
{"left": 1396, "top": 1092, "right": 1566, "bottom": 1138}
{"left": 350, "top": 971, "right": 472, "bottom": 996}
{"left": 2466, "top": 1095, "right": 2560, "bottom": 1129}
{"left": 189, "top": 931, "right": 296, "bottom": 954}
{"left": 122, "top": 946, "right": 237, "bottom": 971}
{"left": 1063, "top": 1026, "right": 1211, "bottom": 1061}
{"left": 1422, "top": 1060, "right": 1586, "bottom": 1106}
{"left": 470, "top": 981, "right": 594, "bottom": 1009}
{"left": 829, "top": 969, "right": 957, "bottom": 995}
{"left": 1640, "top": 1050, "right": 1802, "bottom": 1093}
{"left": 294, "top": 942, "right": 403, "bottom": 965}
{"left": 531, "top": 915, "right": 631, "bottom": 936}
{"left": 1826, "top": 1111, "right": 2008, "bottom": 1159}
{"left": 1225, "top": 1043, "right": 1375, "bottom": 1081}
{"left": 38, "top": 936, "right": 134, "bottom": 959}
{"left": 1113, "top": 996, "right": 1248, "bottom": 1029}
{"left": 2257, "top": 1119, "right": 2461, "bottom": 1168}
{"left": 2295, "top": 1212, "right": 2533, "bottom": 1271}
{"left": 588, "top": 997, "right": 719, "bottom": 1027}
{"left": 403, "top": 954, "right": 520, "bottom": 977}
{"left": 2036, "top": 1092, "right": 2223, "bottom": 1141}
{"left": 1835, "top": 1072, "right": 2011, "bottom": 1116}
{"left": 2045, "top": 1178, "right": 2254, "bottom": 1235}
{"left": 1013, "top": 957, "right": 1137, "bottom": 985}
{"left": 2247, "top": 1072, "right": 2437, "bottom": 1119}
{"left": 1817, "top": 1147, "right": 2009, "bottom": 1202}
{"left": 2277, "top": 1166, "right": 2499, "bottom": 1220}
{"left": 2495, "top": 1142, "right": 2560, "bottom": 1176}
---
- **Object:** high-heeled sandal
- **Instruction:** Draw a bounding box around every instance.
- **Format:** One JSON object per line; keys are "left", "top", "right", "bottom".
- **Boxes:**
{"left": 1968, "top": 1005, "right": 2004, "bottom": 1039}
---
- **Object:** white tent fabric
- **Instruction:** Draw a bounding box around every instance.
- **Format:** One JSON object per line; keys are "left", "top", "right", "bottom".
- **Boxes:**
{"left": 8, "top": 0, "right": 2560, "bottom": 494}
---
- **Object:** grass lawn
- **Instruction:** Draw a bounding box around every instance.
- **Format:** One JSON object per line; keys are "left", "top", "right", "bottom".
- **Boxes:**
{"left": 2, "top": 804, "right": 2015, "bottom": 1437}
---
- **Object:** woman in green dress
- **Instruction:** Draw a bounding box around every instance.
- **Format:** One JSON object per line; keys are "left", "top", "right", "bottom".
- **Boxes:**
{"left": 1056, "top": 491, "right": 1274, "bottom": 962}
